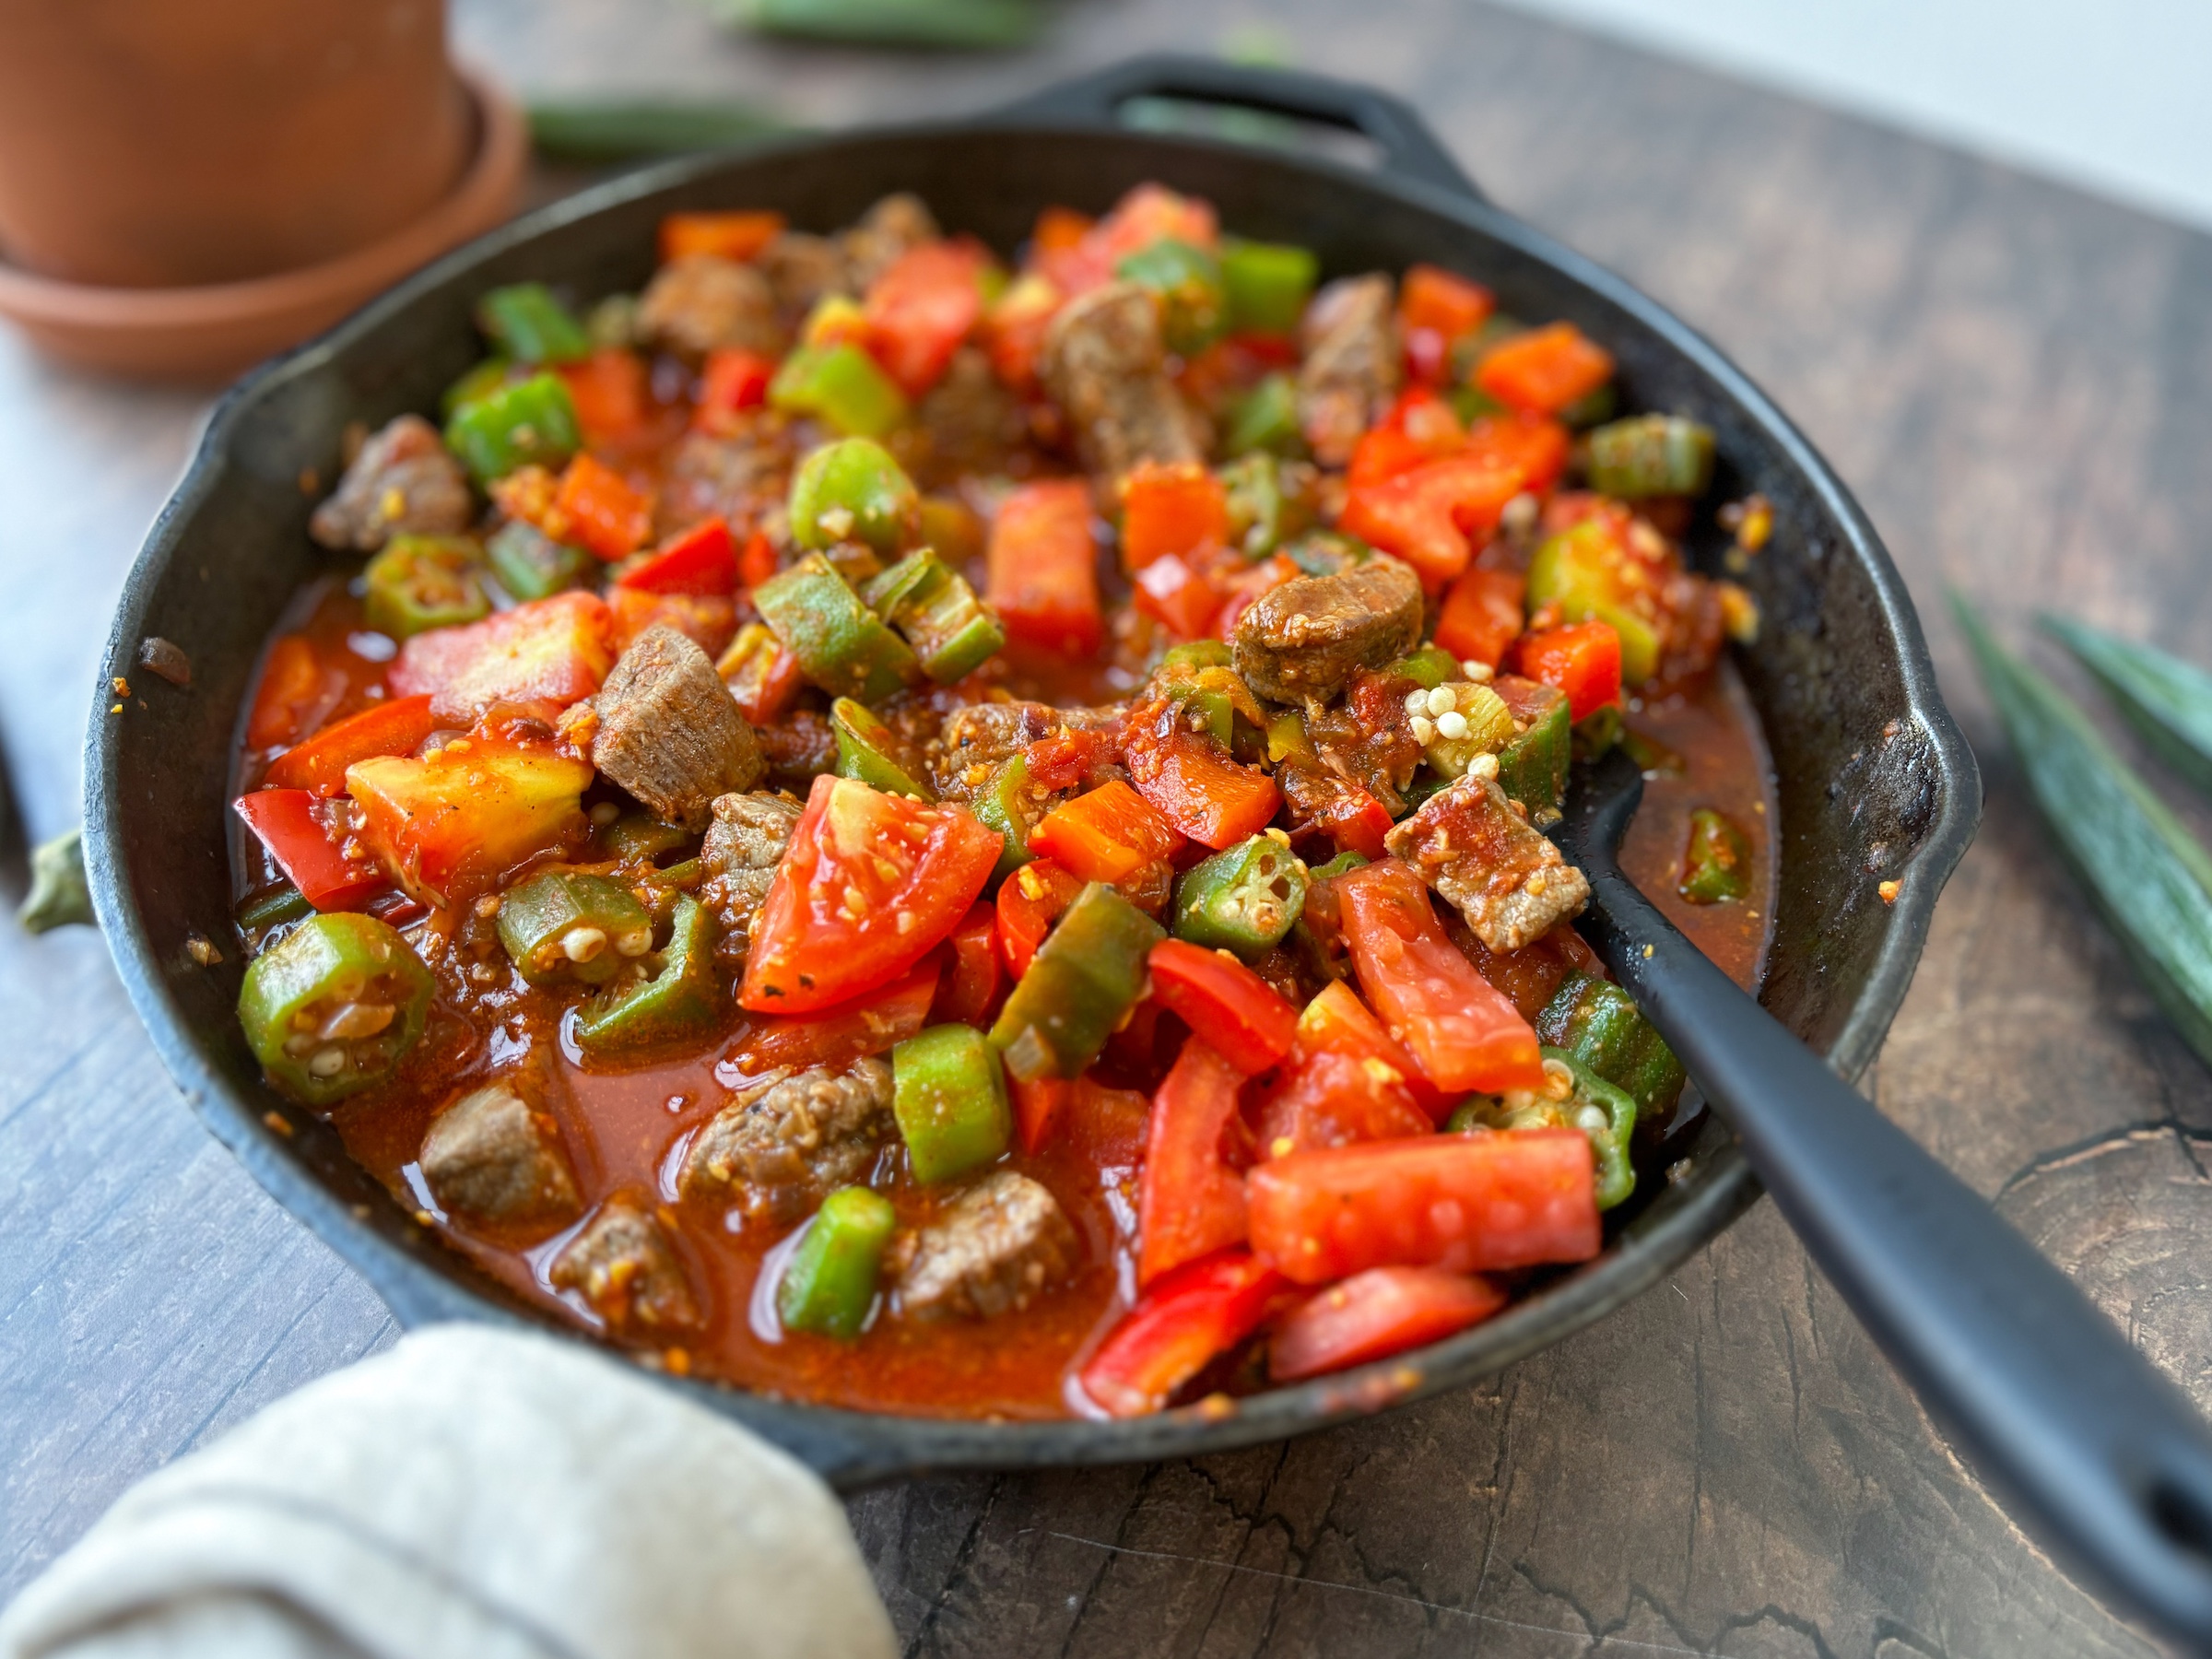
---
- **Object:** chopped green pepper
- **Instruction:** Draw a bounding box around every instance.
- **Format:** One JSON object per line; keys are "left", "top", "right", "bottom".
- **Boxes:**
{"left": 1218, "top": 451, "right": 1312, "bottom": 560}
{"left": 594, "top": 811, "right": 692, "bottom": 865}
{"left": 475, "top": 283, "right": 593, "bottom": 365}
{"left": 1679, "top": 807, "right": 1750, "bottom": 903}
{"left": 1114, "top": 237, "right": 1227, "bottom": 356}
{"left": 574, "top": 893, "right": 720, "bottom": 1056}
{"left": 893, "top": 1023, "right": 1012, "bottom": 1183}
{"left": 1450, "top": 384, "right": 1511, "bottom": 426}
{"left": 440, "top": 357, "right": 512, "bottom": 418}
{"left": 860, "top": 548, "right": 1006, "bottom": 683}
{"left": 1308, "top": 850, "right": 1370, "bottom": 882}
{"left": 1448, "top": 1048, "right": 1638, "bottom": 1210}
{"left": 1173, "top": 834, "right": 1309, "bottom": 957}
{"left": 1222, "top": 372, "right": 1302, "bottom": 458}
{"left": 1536, "top": 971, "right": 1687, "bottom": 1126}
{"left": 1282, "top": 529, "right": 1369, "bottom": 575}
{"left": 769, "top": 343, "right": 909, "bottom": 439}
{"left": 970, "top": 753, "right": 1048, "bottom": 883}
{"left": 1525, "top": 521, "right": 1662, "bottom": 686}
{"left": 238, "top": 912, "right": 434, "bottom": 1107}
{"left": 486, "top": 520, "right": 595, "bottom": 601}
{"left": 990, "top": 883, "right": 1163, "bottom": 1082}
{"left": 789, "top": 437, "right": 921, "bottom": 557}
{"left": 1154, "top": 639, "right": 1234, "bottom": 680}
{"left": 1588, "top": 413, "right": 1716, "bottom": 499}
{"left": 1495, "top": 684, "right": 1571, "bottom": 825}
{"left": 443, "top": 371, "right": 582, "bottom": 485}
{"left": 1387, "top": 644, "right": 1462, "bottom": 690}
{"left": 362, "top": 535, "right": 490, "bottom": 641}
{"left": 498, "top": 871, "right": 656, "bottom": 986}
{"left": 1219, "top": 238, "right": 1318, "bottom": 335}
{"left": 1265, "top": 707, "right": 1315, "bottom": 766}
{"left": 831, "top": 698, "right": 935, "bottom": 800}
{"left": 777, "top": 1185, "right": 898, "bottom": 1339}
{"left": 753, "top": 553, "right": 921, "bottom": 703}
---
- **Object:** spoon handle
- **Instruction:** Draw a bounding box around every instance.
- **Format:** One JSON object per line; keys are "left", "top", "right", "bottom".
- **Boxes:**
{"left": 1580, "top": 860, "right": 2212, "bottom": 1643}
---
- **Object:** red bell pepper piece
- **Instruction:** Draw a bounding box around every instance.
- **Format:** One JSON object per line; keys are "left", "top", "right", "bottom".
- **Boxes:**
{"left": 1131, "top": 552, "right": 1229, "bottom": 640}
{"left": 1247, "top": 1130, "right": 1601, "bottom": 1283}
{"left": 245, "top": 634, "right": 345, "bottom": 751}
{"left": 1270, "top": 1266, "right": 1507, "bottom": 1381}
{"left": 1337, "top": 452, "right": 1524, "bottom": 589}
{"left": 930, "top": 900, "right": 1003, "bottom": 1029}
{"left": 548, "top": 453, "right": 653, "bottom": 560}
{"left": 1432, "top": 566, "right": 1526, "bottom": 670}
{"left": 1078, "top": 1249, "right": 1283, "bottom": 1418}
{"left": 1120, "top": 461, "right": 1230, "bottom": 571}
{"left": 1335, "top": 858, "right": 1546, "bottom": 1095}
{"left": 389, "top": 591, "right": 614, "bottom": 723}
{"left": 263, "top": 694, "right": 436, "bottom": 797}
{"left": 606, "top": 588, "right": 737, "bottom": 658}
{"left": 736, "top": 528, "right": 780, "bottom": 590}
{"left": 658, "top": 209, "right": 784, "bottom": 265}
{"left": 1028, "top": 781, "right": 1184, "bottom": 885}
{"left": 1138, "top": 1038, "right": 1252, "bottom": 1286}
{"left": 1513, "top": 620, "right": 1623, "bottom": 722}
{"left": 556, "top": 348, "right": 649, "bottom": 446}
{"left": 1147, "top": 940, "right": 1297, "bottom": 1076}
{"left": 614, "top": 515, "right": 737, "bottom": 596}
{"left": 1474, "top": 322, "right": 1614, "bottom": 415}
{"left": 1010, "top": 1074, "right": 1076, "bottom": 1157}
{"left": 726, "top": 957, "right": 941, "bottom": 1076}
{"left": 981, "top": 272, "right": 1063, "bottom": 393}
{"left": 234, "top": 789, "right": 388, "bottom": 912}
{"left": 986, "top": 478, "right": 1103, "bottom": 656}
{"left": 994, "top": 858, "right": 1084, "bottom": 981}
{"left": 1398, "top": 265, "right": 1495, "bottom": 386}
{"left": 1463, "top": 410, "right": 1571, "bottom": 494}
{"left": 1122, "top": 707, "right": 1281, "bottom": 852}
{"left": 692, "top": 348, "right": 775, "bottom": 433}
{"left": 863, "top": 240, "right": 989, "bottom": 396}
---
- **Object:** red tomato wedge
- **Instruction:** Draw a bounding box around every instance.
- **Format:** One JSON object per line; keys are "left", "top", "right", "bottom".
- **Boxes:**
{"left": 987, "top": 479, "right": 1102, "bottom": 656}
{"left": 1078, "top": 1250, "right": 1283, "bottom": 1418}
{"left": 1269, "top": 1267, "right": 1507, "bottom": 1382}
{"left": 389, "top": 591, "right": 613, "bottom": 724}
{"left": 262, "top": 695, "right": 435, "bottom": 797}
{"left": 1289, "top": 980, "right": 1446, "bottom": 1118}
{"left": 1029, "top": 781, "right": 1183, "bottom": 885}
{"left": 233, "top": 789, "right": 388, "bottom": 911}
{"left": 1138, "top": 1038, "right": 1251, "bottom": 1287}
{"left": 1120, "top": 461, "right": 1229, "bottom": 571}
{"left": 864, "top": 240, "right": 989, "bottom": 396}
{"left": 615, "top": 516, "right": 738, "bottom": 596}
{"left": 931, "top": 900, "right": 1003, "bottom": 1028}
{"left": 726, "top": 957, "right": 942, "bottom": 1075}
{"left": 1130, "top": 551, "right": 1229, "bottom": 640}
{"left": 246, "top": 634, "right": 345, "bottom": 751}
{"left": 740, "top": 776, "right": 1001, "bottom": 1014}
{"left": 346, "top": 742, "right": 594, "bottom": 909}
{"left": 1335, "top": 858, "right": 1546, "bottom": 1095}
{"left": 1246, "top": 1130, "right": 1601, "bottom": 1283}
{"left": 1146, "top": 940, "right": 1298, "bottom": 1076}
{"left": 1253, "top": 1049, "right": 1431, "bottom": 1159}
{"left": 995, "top": 858, "right": 1084, "bottom": 981}
{"left": 1432, "top": 566, "right": 1526, "bottom": 671}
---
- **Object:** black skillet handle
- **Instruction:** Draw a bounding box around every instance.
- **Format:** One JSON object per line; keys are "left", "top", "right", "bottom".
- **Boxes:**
{"left": 1566, "top": 765, "right": 2212, "bottom": 1645}
{"left": 994, "top": 54, "right": 1486, "bottom": 205}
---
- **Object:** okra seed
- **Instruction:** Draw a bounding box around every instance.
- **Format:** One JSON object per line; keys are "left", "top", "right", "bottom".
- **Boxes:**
{"left": 318, "top": 1001, "right": 395, "bottom": 1041}
{"left": 589, "top": 802, "right": 620, "bottom": 828}
{"left": 308, "top": 1045, "right": 349, "bottom": 1078}
{"left": 818, "top": 505, "right": 855, "bottom": 538}
{"left": 284, "top": 1033, "right": 317, "bottom": 1058}
{"left": 563, "top": 926, "right": 609, "bottom": 963}
{"left": 1411, "top": 715, "right": 1436, "bottom": 744}
{"left": 1436, "top": 711, "right": 1469, "bottom": 741}
{"left": 1425, "top": 686, "right": 1455, "bottom": 717}
{"left": 1468, "top": 753, "right": 1500, "bottom": 782}
{"left": 1404, "top": 688, "right": 1429, "bottom": 716}
{"left": 615, "top": 927, "right": 653, "bottom": 958}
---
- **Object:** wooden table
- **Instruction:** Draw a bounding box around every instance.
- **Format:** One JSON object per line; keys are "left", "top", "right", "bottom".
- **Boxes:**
{"left": 5, "top": 2, "right": 2207, "bottom": 1652}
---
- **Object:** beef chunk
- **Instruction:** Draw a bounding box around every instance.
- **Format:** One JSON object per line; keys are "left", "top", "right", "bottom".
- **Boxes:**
{"left": 655, "top": 419, "right": 794, "bottom": 541}
{"left": 1040, "top": 282, "right": 1205, "bottom": 479}
{"left": 1232, "top": 555, "right": 1424, "bottom": 704}
{"left": 1298, "top": 275, "right": 1400, "bottom": 466}
{"left": 759, "top": 230, "right": 849, "bottom": 320}
{"left": 914, "top": 347, "right": 1028, "bottom": 481}
{"left": 550, "top": 1196, "right": 700, "bottom": 1337}
{"left": 700, "top": 789, "right": 802, "bottom": 963}
{"left": 756, "top": 705, "right": 838, "bottom": 791}
{"left": 888, "top": 1171, "right": 1080, "bottom": 1321}
{"left": 418, "top": 1075, "right": 581, "bottom": 1231}
{"left": 309, "top": 414, "right": 473, "bottom": 551}
{"left": 841, "top": 192, "right": 940, "bottom": 291}
{"left": 1385, "top": 774, "right": 1591, "bottom": 952}
{"left": 590, "top": 625, "right": 764, "bottom": 831}
{"left": 680, "top": 1057, "right": 894, "bottom": 1226}
{"left": 638, "top": 253, "right": 783, "bottom": 360}
{"left": 932, "top": 700, "right": 1067, "bottom": 795}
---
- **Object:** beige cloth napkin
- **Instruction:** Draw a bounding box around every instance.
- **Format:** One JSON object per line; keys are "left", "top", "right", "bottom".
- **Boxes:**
{"left": 0, "top": 1325, "right": 896, "bottom": 1659}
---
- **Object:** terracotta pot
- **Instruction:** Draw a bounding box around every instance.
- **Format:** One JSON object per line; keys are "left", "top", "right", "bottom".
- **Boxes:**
{"left": 0, "top": 0, "right": 466, "bottom": 289}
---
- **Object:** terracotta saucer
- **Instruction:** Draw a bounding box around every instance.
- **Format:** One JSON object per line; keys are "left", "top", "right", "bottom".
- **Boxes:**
{"left": 0, "top": 66, "right": 528, "bottom": 383}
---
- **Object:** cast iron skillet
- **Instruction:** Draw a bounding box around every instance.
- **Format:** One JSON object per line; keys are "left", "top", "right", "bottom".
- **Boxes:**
{"left": 84, "top": 61, "right": 1974, "bottom": 1484}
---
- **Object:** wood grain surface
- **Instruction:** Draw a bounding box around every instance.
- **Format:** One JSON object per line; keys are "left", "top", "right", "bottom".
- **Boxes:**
{"left": 5, "top": 1, "right": 2210, "bottom": 1653}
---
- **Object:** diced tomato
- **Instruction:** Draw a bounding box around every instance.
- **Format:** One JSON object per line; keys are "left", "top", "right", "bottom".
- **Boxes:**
{"left": 1093, "top": 182, "right": 1218, "bottom": 264}
{"left": 658, "top": 209, "right": 784, "bottom": 265}
{"left": 262, "top": 695, "right": 435, "bottom": 797}
{"left": 1031, "top": 205, "right": 1093, "bottom": 257}
{"left": 981, "top": 272, "right": 1063, "bottom": 392}
{"left": 389, "top": 591, "right": 614, "bottom": 723}
{"left": 1338, "top": 452, "right": 1524, "bottom": 589}
{"left": 1120, "top": 461, "right": 1230, "bottom": 571}
{"left": 1474, "top": 322, "right": 1614, "bottom": 415}
{"left": 606, "top": 587, "right": 737, "bottom": 658}
{"left": 864, "top": 240, "right": 989, "bottom": 396}
{"left": 995, "top": 858, "right": 1085, "bottom": 981}
{"left": 1253, "top": 1049, "right": 1431, "bottom": 1159}
{"left": 556, "top": 348, "right": 650, "bottom": 446}
{"left": 614, "top": 516, "right": 737, "bottom": 596}
{"left": 1432, "top": 566, "right": 1526, "bottom": 670}
{"left": 1289, "top": 980, "right": 1446, "bottom": 1118}
{"left": 987, "top": 479, "right": 1102, "bottom": 656}
{"left": 1270, "top": 1267, "right": 1507, "bottom": 1381}
{"left": 1460, "top": 923, "right": 1607, "bottom": 1022}
{"left": 1463, "top": 410, "right": 1571, "bottom": 495}
{"left": 1248, "top": 1130, "right": 1601, "bottom": 1283}
{"left": 728, "top": 957, "right": 941, "bottom": 1075}
{"left": 246, "top": 634, "right": 346, "bottom": 751}
{"left": 1312, "top": 782, "right": 1394, "bottom": 861}
{"left": 931, "top": 901, "right": 1003, "bottom": 1029}
{"left": 1122, "top": 708, "right": 1281, "bottom": 852}
{"left": 1029, "top": 781, "right": 1183, "bottom": 885}
{"left": 1335, "top": 858, "right": 1546, "bottom": 1094}
{"left": 233, "top": 789, "right": 388, "bottom": 911}
{"left": 736, "top": 528, "right": 779, "bottom": 590}
{"left": 1147, "top": 940, "right": 1297, "bottom": 1076}
{"left": 692, "top": 349, "right": 774, "bottom": 433}
{"left": 548, "top": 453, "right": 653, "bottom": 560}
{"left": 1131, "top": 552, "right": 1229, "bottom": 640}
{"left": 1399, "top": 266, "right": 1495, "bottom": 387}
{"left": 1513, "top": 620, "right": 1622, "bottom": 722}
{"left": 1077, "top": 1249, "right": 1283, "bottom": 1418}
{"left": 1023, "top": 727, "right": 1111, "bottom": 792}
{"left": 347, "top": 740, "right": 594, "bottom": 909}
{"left": 1138, "top": 1039, "right": 1252, "bottom": 1286}
{"left": 1011, "top": 1074, "right": 1076, "bottom": 1157}
{"left": 741, "top": 776, "right": 1002, "bottom": 1014}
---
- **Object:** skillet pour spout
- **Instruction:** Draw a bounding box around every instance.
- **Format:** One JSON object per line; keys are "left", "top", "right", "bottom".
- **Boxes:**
{"left": 82, "top": 56, "right": 1977, "bottom": 1492}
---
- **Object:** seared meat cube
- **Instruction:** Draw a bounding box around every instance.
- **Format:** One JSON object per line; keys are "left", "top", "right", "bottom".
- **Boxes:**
{"left": 418, "top": 1074, "right": 581, "bottom": 1231}
{"left": 700, "top": 789, "right": 802, "bottom": 964}
{"left": 932, "top": 700, "right": 1068, "bottom": 794}
{"left": 757, "top": 705, "right": 839, "bottom": 791}
{"left": 656, "top": 418, "right": 794, "bottom": 541}
{"left": 1385, "top": 774, "right": 1591, "bottom": 952}
{"left": 1040, "top": 282, "right": 1206, "bottom": 479}
{"left": 680, "top": 1058, "right": 894, "bottom": 1226}
{"left": 637, "top": 253, "right": 783, "bottom": 361}
{"left": 914, "top": 347, "right": 1027, "bottom": 479}
{"left": 309, "top": 414, "right": 473, "bottom": 551}
{"left": 590, "top": 625, "right": 765, "bottom": 831}
{"left": 1298, "top": 274, "right": 1400, "bottom": 466}
{"left": 890, "top": 1171, "right": 1081, "bottom": 1321}
{"left": 841, "top": 192, "right": 940, "bottom": 290}
{"left": 759, "top": 229, "right": 850, "bottom": 320}
{"left": 550, "top": 1196, "right": 701, "bottom": 1336}
{"left": 1231, "top": 556, "right": 1424, "bottom": 705}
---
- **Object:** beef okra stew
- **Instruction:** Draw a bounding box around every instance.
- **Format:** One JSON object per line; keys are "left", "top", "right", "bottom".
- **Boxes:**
{"left": 230, "top": 183, "right": 1776, "bottom": 1420}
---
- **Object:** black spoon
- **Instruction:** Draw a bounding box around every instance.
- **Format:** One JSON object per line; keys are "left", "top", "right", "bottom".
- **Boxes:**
{"left": 1552, "top": 746, "right": 2212, "bottom": 1647}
